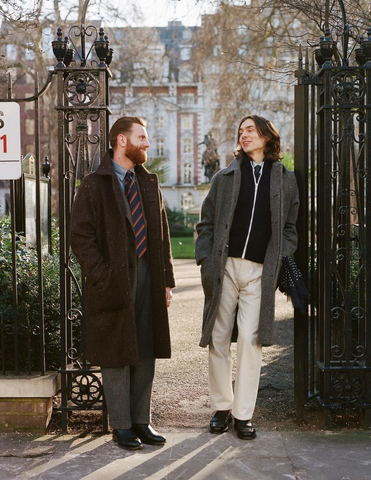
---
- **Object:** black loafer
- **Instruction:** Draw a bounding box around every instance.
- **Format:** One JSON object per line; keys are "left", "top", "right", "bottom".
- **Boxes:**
{"left": 234, "top": 419, "right": 256, "bottom": 440}
{"left": 131, "top": 424, "right": 166, "bottom": 446}
{"left": 112, "top": 429, "right": 142, "bottom": 450}
{"left": 209, "top": 410, "right": 232, "bottom": 434}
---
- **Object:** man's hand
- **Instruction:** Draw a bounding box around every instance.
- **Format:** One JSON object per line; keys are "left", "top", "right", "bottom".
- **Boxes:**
{"left": 166, "top": 287, "right": 173, "bottom": 308}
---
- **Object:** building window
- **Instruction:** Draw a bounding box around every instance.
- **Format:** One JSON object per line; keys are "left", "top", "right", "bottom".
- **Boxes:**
{"left": 25, "top": 119, "right": 35, "bottom": 136}
{"left": 156, "top": 139, "right": 164, "bottom": 157}
{"left": 183, "top": 163, "right": 192, "bottom": 184}
{"left": 181, "top": 47, "right": 191, "bottom": 61}
{"left": 6, "top": 45, "right": 17, "bottom": 60}
{"left": 25, "top": 144, "right": 34, "bottom": 155}
{"left": 25, "top": 46, "right": 35, "bottom": 61}
{"left": 24, "top": 101, "right": 34, "bottom": 111}
{"left": 181, "top": 192, "right": 194, "bottom": 210}
{"left": 155, "top": 116, "right": 164, "bottom": 129}
{"left": 183, "top": 138, "right": 192, "bottom": 154}
{"left": 180, "top": 93, "right": 195, "bottom": 105}
{"left": 182, "top": 115, "right": 193, "bottom": 130}
{"left": 43, "top": 117, "right": 49, "bottom": 134}
{"left": 29, "top": 156, "right": 35, "bottom": 176}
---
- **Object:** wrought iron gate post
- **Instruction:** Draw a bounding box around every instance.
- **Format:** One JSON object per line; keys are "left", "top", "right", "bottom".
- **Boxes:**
{"left": 53, "top": 1, "right": 113, "bottom": 432}
{"left": 294, "top": 3, "right": 371, "bottom": 427}
{"left": 294, "top": 46, "right": 310, "bottom": 421}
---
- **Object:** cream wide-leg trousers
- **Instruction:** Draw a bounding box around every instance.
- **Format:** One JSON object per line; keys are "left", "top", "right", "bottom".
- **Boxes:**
{"left": 209, "top": 257, "right": 263, "bottom": 421}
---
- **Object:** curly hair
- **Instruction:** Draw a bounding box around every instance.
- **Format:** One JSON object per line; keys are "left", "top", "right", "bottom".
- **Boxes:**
{"left": 234, "top": 114, "right": 282, "bottom": 163}
{"left": 109, "top": 116, "right": 147, "bottom": 150}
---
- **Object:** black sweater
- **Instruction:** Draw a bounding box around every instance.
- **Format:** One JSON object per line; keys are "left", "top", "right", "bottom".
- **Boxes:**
{"left": 228, "top": 156, "right": 271, "bottom": 264}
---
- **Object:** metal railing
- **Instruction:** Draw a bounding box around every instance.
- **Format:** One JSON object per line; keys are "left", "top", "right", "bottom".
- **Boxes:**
{"left": 294, "top": 0, "right": 371, "bottom": 428}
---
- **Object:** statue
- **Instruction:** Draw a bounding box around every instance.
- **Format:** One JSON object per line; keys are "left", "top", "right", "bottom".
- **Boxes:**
{"left": 199, "top": 133, "right": 220, "bottom": 182}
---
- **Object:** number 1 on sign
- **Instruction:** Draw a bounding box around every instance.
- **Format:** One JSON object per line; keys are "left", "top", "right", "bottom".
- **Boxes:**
{"left": 0, "top": 135, "right": 7, "bottom": 154}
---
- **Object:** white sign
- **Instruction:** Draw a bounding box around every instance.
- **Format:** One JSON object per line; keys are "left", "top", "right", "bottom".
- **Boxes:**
{"left": 0, "top": 102, "right": 21, "bottom": 180}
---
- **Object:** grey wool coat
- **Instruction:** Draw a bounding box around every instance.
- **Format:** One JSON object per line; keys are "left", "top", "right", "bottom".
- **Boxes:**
{"left": 70, "top": 149, "right": 175, "bottom": 367}
{"left": 195, "top": 157, "right": 299, "bottom": 347}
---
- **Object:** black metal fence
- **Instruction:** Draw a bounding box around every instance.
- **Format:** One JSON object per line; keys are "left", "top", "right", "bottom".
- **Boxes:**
{"left": 294, "top": 9, "right": 371, "bottom": 427}
{"left": 0, "top": 0, "right": 113, "bottom": 432}
{"left": 0, "top": 72, "right": 54, "bottom": 377}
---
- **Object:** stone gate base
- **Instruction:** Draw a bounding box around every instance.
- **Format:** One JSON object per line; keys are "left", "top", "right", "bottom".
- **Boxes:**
{"left": 0, "top": 373, "right": 60, "bottom": 432}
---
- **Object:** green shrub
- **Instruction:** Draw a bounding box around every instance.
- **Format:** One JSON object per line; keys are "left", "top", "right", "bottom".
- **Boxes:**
{"left": 0, "top": 214, "right": 81, "bottom": 373}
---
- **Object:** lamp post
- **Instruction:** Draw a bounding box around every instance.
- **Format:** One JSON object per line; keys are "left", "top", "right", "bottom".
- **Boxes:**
{"left": 52, "top": 0, "right": 114, "bottom": 69}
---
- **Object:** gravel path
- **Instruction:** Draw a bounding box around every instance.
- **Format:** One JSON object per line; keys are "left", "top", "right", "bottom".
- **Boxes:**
{"left": 152, "top": 259, "right": 298, "bottom": 431}
{"left": 49, "top": 259, "right": 362, "bottom": 434}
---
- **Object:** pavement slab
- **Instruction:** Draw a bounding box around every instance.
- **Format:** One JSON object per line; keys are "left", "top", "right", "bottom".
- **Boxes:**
{"left": 1, "top": 430, "right": 371, "bottom": 480}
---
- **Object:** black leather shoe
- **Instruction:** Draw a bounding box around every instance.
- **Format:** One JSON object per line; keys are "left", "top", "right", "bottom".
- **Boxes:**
{"left": 209, "top": 410, "right": 232, "bottom": 434}
{"left": 131, "top": 424, "right": 166, "bottom": 446}
{"left": 234, "top": 419, "right": 256, "bottom": 440}
{"left": 112, "top": 429, "right": 142, "bottom": 450}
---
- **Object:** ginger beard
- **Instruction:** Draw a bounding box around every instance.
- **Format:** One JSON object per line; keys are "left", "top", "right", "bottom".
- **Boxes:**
{"left": 125, "top": 137, "right": 148, "bottom": 165}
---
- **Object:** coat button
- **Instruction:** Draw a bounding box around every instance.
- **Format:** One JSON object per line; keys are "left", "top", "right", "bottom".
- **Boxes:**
{"left": 217, "top": 278, "right": 221, "bottom": 284}
{"left": 225, "top": 224, "right": 228, "bottom": 229}
{"left": 130, "top": 241, "right": 135, "bottom": 247}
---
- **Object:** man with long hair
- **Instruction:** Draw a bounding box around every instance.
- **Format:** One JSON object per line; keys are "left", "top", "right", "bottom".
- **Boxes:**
{"left": 70, "top": 116, "right": 174, "bottom": 450}
{"left": 195, "top": 115, "right": 299, "bottom": 440}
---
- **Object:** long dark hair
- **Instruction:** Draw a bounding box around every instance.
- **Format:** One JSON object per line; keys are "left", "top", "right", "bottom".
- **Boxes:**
{"left": 234, "top": 114, "right": 281, "bottom": 163}
{"left": 109, "top": 116, "right": 146, "bottom": 150}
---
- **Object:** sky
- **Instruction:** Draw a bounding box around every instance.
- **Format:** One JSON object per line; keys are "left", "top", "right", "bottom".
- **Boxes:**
{"left": 138, "top": 0, "right": 215, "bottom": 27}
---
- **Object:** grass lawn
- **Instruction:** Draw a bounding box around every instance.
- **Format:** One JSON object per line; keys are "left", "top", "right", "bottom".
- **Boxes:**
{"left": 171, "top": 236, "right": 195, "bottom": 259}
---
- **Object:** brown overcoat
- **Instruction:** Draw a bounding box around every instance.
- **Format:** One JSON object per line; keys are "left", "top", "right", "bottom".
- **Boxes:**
{"left": 70, "top": 150, "right": 175, "bottom": 367}
{"left": 195, "top": 158, "right": 299, "bottom": 347}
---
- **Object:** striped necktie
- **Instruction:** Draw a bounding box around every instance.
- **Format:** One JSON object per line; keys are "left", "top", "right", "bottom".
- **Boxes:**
{"left": 124, "top": 171, "right": 147, "bottom": 258}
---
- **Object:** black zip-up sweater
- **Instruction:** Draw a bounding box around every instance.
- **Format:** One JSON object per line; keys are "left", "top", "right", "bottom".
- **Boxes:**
{"left": 228, "top": 155, "right": 272, "bottom": 264}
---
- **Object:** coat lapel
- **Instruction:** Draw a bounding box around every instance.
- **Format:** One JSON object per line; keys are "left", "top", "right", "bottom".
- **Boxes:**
{"left": 113, "top": 176, "right": 133, "bottom": 228}
{"left": 223, "top": 158, "right": 242, "bottom": 220}
{"left": 96, "top": 150, "right": 134, "bottom": 228}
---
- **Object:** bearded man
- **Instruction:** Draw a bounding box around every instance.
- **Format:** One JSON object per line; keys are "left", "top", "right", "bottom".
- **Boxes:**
{"left": 70, "top": 116, "right": 175, "bottom": 450}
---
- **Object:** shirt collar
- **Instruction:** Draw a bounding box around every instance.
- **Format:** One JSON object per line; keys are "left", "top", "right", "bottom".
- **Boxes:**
{"left": 111, "top": 159, "right": 135, "bottom": 182}
{"left": 251, "top": 158, "right": 265, "bottom": 168}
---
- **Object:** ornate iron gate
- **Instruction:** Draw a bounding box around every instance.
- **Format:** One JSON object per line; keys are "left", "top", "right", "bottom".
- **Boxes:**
{"left": 0, "top": 0, "right": 113, "bottom": 432}
{"left": 52, "top": 5, "right": 113, "bottom": 431}
{"left": 294, "top": 2, "right": 371, "bottom": 428}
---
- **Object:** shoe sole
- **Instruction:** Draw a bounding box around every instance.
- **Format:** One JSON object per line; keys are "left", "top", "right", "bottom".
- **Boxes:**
{"left": 236, "top": 431, "right": 256, "bottom": 440}
{"left": 113, "top": 436, "right": 143, "bottom": 450}
{"left": 140, "top": 440, "right": 166, "bottom": 446}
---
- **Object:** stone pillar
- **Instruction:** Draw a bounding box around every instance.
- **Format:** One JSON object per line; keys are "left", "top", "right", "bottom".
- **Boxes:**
{"left": 0, "top": 372, "right": 60, "bottom": 432}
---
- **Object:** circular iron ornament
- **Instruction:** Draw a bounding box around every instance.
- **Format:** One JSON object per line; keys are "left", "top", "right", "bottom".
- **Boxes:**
{"left": 4, "top": 324, "right": 14, "bottom": 335}
{"left": 67, "top": 373, "right": 103, "bottom": 407}
{"left": 67, "top": 308, "right": 82, "bottom": 323}
{"left": 64, "top": 72, "right": 100, "bottom": 106}
{"left": 330, "top": 344, "right": 343, "bottom": 359}
{"left": 67, "top": 347, "right": 82, "bottom": 362}
{"left": 332, "top": 373, "right": 363, "bottom": 404}
{"left": 351, "top": 306, "right": 366, "bottom": 320}
{"left": 353, "top": 345, "right": 366, "bottom": 359}
{"left": 331, "top": 71, "right": 365, "bottom": 104}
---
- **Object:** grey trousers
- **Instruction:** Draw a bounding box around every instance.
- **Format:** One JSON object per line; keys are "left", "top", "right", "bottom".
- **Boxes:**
{"left": 101, "top": 253, "right": 155, "bottom": 429}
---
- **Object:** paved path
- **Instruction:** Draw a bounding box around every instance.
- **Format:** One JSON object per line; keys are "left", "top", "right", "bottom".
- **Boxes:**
{"left": 1, "top": 429, "right": 371, "bottom": 479}
{"left": 1, "top": 260, "right": 371, "bottom": 480}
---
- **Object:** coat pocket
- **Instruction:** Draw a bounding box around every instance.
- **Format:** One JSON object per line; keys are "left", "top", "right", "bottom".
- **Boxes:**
{"left": 88, "top": 264, "right": 126, "bottom": 312}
